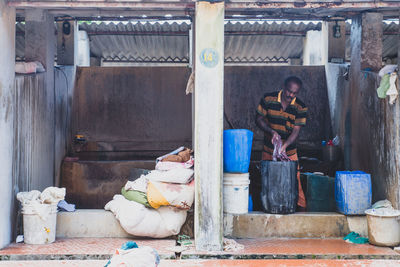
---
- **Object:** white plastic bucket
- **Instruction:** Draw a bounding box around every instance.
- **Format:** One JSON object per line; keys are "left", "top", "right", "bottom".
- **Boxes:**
{"left": 365, "top": 208, "right": 400, "bottom": 247}
{"left": 223, "top": 173, "right": 250, "bottom": 214}
{"left": 22, "top": 203, "right": 58, "bottom": 244}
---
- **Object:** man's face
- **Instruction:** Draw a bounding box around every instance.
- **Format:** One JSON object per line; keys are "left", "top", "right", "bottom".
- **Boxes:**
{"left": 283, "top": 83, "right": 300, "bottom": 103}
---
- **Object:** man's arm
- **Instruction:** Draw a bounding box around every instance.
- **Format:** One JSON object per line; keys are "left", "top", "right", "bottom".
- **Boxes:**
{"left": 281, "top": 125, "right": 301, "bottom": 152}
{"left": 255, "top": 114, "right": 280, "bottom": 141}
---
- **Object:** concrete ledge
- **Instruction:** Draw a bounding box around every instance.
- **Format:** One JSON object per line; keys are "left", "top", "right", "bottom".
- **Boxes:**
{"left": 56, "top": 209, "right": 131, "bottom": 238}
{"left": 57, "top": 210, "right": 367, "bottom": 239}
{"left": 224, "top": 212, "right": 367, "bottom": 239}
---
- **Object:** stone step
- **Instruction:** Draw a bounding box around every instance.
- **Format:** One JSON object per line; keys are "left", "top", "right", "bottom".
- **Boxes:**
{"left": 56, "top": 210, "right": 367, "bottom": 239}
{"left": 224, "top": 212, "right": 368, "bottom": 239}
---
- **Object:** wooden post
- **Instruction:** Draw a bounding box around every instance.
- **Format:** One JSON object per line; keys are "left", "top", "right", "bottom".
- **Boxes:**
{"left": 194, "top": 0, "right": 224, "bottom": 251}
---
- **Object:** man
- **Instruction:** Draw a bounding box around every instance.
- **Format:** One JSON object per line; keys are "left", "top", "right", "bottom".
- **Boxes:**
{"left": 255, "top": 76, "right": 307, "bottom": 210}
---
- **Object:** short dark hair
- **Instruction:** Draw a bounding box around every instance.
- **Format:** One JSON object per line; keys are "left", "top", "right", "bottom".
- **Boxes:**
{"left": 284, "top": 76, "right": 303, "bottom": 90}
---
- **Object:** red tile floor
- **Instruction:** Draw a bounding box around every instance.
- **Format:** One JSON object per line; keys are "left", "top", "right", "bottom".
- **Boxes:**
{"left": 0, "top": 238, "right": 399, "bottom": 266}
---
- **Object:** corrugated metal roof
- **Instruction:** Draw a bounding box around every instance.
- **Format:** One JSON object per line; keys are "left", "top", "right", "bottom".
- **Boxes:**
{"left": 80, "top": 21, "right": 191, "bottom": 62}
{"left": 15, "top": 20, "right": 398, "bottom": 63}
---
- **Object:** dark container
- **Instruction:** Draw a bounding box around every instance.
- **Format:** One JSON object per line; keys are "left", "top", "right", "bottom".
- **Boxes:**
{"left": 306, "top": 174, "right": 336, "bottom": 212}
{"left": 260, "top": 161, "right": 298, "bottom": 214}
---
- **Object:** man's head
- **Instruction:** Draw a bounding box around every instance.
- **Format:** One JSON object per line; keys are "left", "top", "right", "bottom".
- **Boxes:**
{"left": 283, "top": 76, "right": 302, "bottom": 103}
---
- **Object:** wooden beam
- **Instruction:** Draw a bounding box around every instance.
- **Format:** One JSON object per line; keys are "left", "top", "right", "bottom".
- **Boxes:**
{"left": 8, "top": 0, "right": 400, "bottom": 10}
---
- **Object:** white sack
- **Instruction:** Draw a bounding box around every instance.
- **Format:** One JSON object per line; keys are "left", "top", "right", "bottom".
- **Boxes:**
{"left": 145, "top": 168, "right": 194, "bottom": 184}
{"left": 105, "top": 195, "right": 187, "bottom": 238}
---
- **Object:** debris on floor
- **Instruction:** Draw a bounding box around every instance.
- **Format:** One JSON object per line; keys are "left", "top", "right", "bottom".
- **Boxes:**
{"left": 223, "top": 238, "right": 244, "bottom": 252}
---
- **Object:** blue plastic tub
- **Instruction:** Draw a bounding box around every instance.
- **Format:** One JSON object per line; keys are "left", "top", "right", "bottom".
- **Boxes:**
{"left": 335, "top": 171, "right": 372, "bottom": 215}
{"left": 223, "top": 129, "right": 253, "bottom": 173}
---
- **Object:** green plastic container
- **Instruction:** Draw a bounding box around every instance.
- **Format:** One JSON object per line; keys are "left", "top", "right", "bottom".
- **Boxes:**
{"left": 306, "top": 174, "right": 336, "bottom": 212}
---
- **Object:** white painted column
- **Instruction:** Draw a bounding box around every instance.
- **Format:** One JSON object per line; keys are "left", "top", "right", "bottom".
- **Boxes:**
{"left": 194, "top": 1, "right": 224, "bottom": 251}
{"left": 0, "top": 0, "right": 16, "bottom": 248}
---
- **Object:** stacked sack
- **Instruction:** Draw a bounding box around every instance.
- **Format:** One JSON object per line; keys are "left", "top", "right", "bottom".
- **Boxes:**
{"left": 105, "top": 147, "right": 194, "bottom": 238}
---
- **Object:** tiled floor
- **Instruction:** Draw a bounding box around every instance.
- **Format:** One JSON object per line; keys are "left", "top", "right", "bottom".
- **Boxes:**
{"left": 182, "top": 238, "right": 399, "bottom": 258}
{"left": 0, "top": 238, "right": 176, "bottom": 258}
{"left": 0, "top": 260, "right": 400, "bottom": 267}
{"left": 0, "top": 238, "right": 399, "bottom": 265}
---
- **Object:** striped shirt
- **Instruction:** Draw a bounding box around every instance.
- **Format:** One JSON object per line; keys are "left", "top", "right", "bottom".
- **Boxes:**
{"left": 257, "top": 90, "right": 307, "bottom": 156}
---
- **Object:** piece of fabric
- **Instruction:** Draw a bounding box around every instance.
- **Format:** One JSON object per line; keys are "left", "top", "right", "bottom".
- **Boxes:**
{"left": 377, "top": 73, "right": 391, "bottom": 99}
{"left": 57, "top": 200, "right": 76, "bottom": 212}
{"left": 379, "top": 64, "right": 397, "bottom": 77}
{"left": 257, "top": 90, "right": 308, "bottom": 157}
{"left": 344, "top": 232, "right": 369, "bottom": 244}
{"left": 147, "top": 180, "right": 195, "bottom": 210}
{"left": 121, "top": 187, "right": 152, "bottom": 208}
{"left": 262, "top": 153, "right": 306, "bottom": 208}
{"left": 104, "top": 194, "right": 187, "bottom": 238}
{"left": 387, "top": 72, "right": 398, "bottom": 105}
{"left": 147, "top": 182, "right": 170, "bottom": 209}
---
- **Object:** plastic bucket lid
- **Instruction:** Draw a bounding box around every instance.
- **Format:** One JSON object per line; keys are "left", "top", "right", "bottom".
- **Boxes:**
{"left": 22, "top": 203, "right": 58, "bottom": 215}
{"left": 223, "top": 173, "right": 250, "bottom": 185}
{"left": 365, "top": 208, "right": 400, "bottom": 218}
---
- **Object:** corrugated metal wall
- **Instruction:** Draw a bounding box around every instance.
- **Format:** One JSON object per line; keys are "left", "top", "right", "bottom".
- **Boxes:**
{"left": 13, "top": 74, "right": 54, "bottom": 193}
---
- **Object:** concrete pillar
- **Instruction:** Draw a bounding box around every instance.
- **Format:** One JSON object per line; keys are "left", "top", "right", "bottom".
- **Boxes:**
{"left": 302, "top": 30, "right": 323, "bottom": 65}
{"left": 322, "top": 21, "right": 346, "bottom": 64}
{"left": 25, "top": 9, "right": 56, "bottom": 189}
{"left": 350, "top": 13, "right": 383, "bottom": 71}
{"left": 0, "top": 0, "right": 16, "bottom": 248}
{"left": 194, "top": 1, "right": 224, "bottom": 251}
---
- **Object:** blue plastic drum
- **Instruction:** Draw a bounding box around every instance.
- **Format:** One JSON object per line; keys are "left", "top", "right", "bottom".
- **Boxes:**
{"left": 335, "top": 171, "right": 372, "bottom": 215}
{"left": 223, "top": 129, "right": 253, "bottom": 173}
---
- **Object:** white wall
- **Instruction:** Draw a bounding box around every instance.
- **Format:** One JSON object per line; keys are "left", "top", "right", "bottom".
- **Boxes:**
{"left": 0, "top": 0, "right": 15, "bottom": 248}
